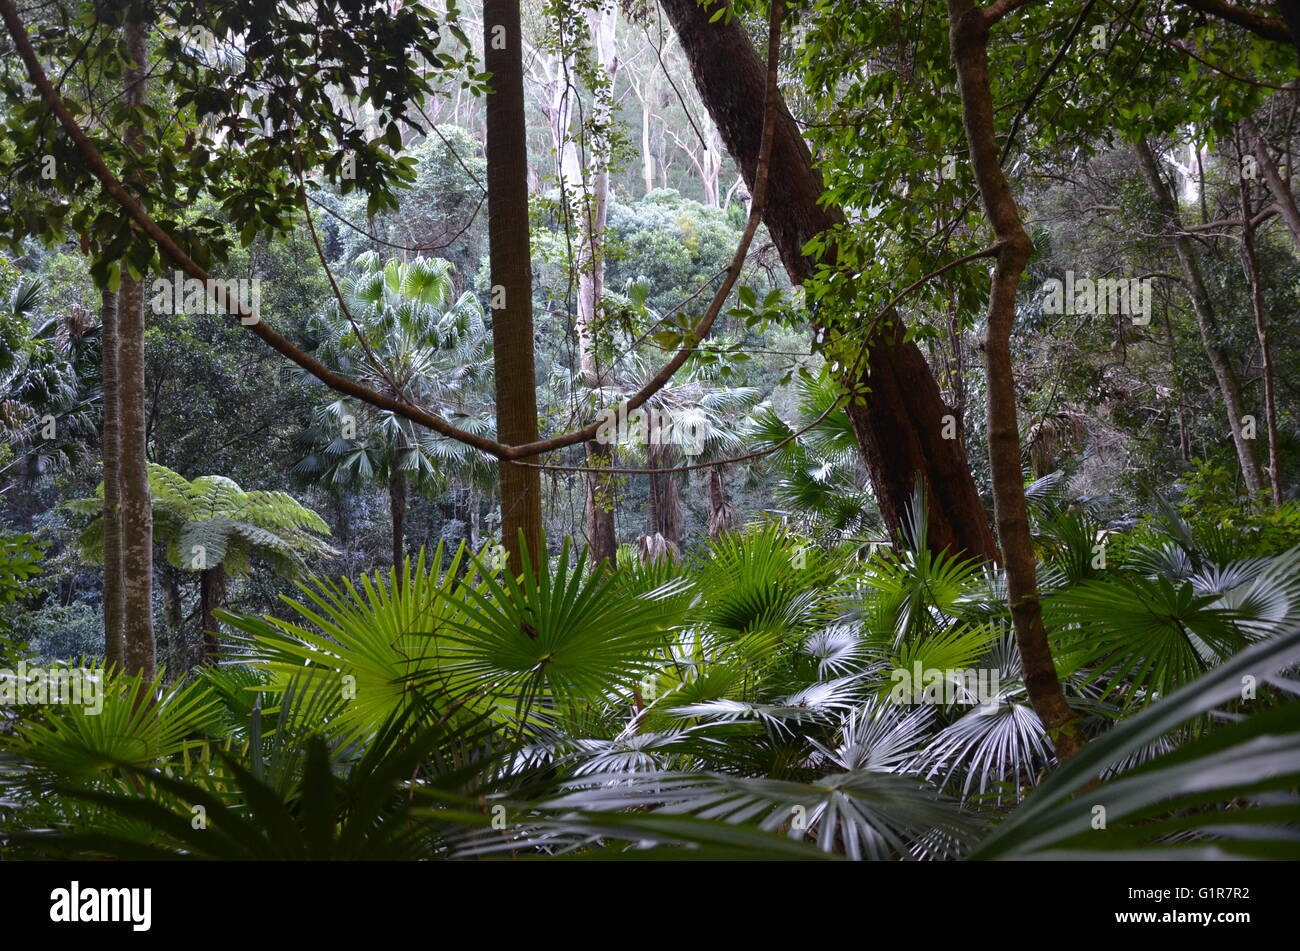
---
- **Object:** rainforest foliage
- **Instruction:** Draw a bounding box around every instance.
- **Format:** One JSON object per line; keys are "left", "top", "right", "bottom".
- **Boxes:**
{"left": 0, "top": 0, "right": 1299, "bottom": 860}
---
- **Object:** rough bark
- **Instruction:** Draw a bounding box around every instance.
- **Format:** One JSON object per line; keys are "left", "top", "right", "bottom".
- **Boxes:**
{"left": 484, "top": 0, "right": 543, "bottom": 572}
{"left": 707, "top": 465, "right": 734, "bottom": 538}
{"left": 658, "top": 0, "right": 998, "bottom": 563}
{"left": 333, "top": 492, "right": 351, "bottom": 547}
{"left": 199, "top": 564, "right": 226, "bottom": 665}
{"left": 388, "top": 462, "right": 407, "bottom": 574}
{"left": 119, "top": 13, "right": 155, "bottom": 679}
{"left": 160, "top": 571, "right": 183, "bottom": 669}
{"left": 949, "top": 0, "right": 1083, "bottom": 761}
{"left": 584, "top": 440, "right": 617, "bottom": 565}
{"left": 646, "top": 443, "right": 682, "bottom": 546}
{"left": 99, "top": 287, "right": 125, "bottom": 669}
{"left": 1135, "top": 138, "right": 1265, "bottom": 497}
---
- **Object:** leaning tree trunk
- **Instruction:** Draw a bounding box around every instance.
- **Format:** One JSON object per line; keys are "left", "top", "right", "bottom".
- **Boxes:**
{"left": 484, "top": 0, "right": 543, "bottom": 574}
{"left": 949, "top": 0, "right": 1083, "bottom": 761}
{"left": 1135, "top": 138, "right": 1265, "bottom": 498}
{"left": 99, "top": 287, "right": 125, "bottom": 669}
{"left": 658, "top": 0, "right": 998, "bottom": 563}
{"left": 119, "top": 12, "right": 155, "bottom": 679}
{"left": 199, "top": 564, "right": 226, "bottom": 665}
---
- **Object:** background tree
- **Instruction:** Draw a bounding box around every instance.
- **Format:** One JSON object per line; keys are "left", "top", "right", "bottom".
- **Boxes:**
{"left": 294, "top": 252, "right": 492, "bottom": 573}
{"left": 67, "top": 463, "right": 333, "bottom": 663}
{"left": 658, "top": 0, "right": 999, "bottom": 563}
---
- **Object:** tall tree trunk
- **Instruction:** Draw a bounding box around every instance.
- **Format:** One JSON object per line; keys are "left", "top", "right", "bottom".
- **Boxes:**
{"left": 484, "top": 0, "right": 543, "bottom": 573}
{"left": 119, "top": 12, "right": 155, "bottom": 679}
{"left": 1135, "top": 138, "right": 1265, "bottom": 497}
{"left": 578, "top": 3, "right": 619, "bottom": 567}
{"left": 99, "top": 287, "right": 125, "bottom": 669}
{"left": 1162, "top": 302, "right": 1195, "bottom": 461}
{"left": 658, "top": 0, "right": 998, "bottom": 563}
{"left": 1238, "top": 157, "right": 1284, "bottom": 506}
{"left": 641, "top": 97, "right": 655, "bottom": 195}
{"left": 949, "top": 0, "right": 1083, "bottom": 761}
{"left": 199, "top": 565, "right": 226, "bottom": 665}
{"left": 388, "top": 462, "right": 407, "bottom": 573}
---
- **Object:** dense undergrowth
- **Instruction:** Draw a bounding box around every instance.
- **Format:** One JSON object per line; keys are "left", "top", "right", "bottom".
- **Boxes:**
{"left": 2, "top": 483, "right": 1299, "bottom": 860}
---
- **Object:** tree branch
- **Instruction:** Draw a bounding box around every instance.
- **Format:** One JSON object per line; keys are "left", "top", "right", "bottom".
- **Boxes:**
{"left": 0, "top": 0, "right": 780, "bottom": 465}
{"left": 1172, "top": 0, "right": 1292, "bottom": 46}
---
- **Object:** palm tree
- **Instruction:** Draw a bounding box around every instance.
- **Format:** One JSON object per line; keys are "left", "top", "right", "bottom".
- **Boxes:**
{"left": 294, "top": 252, "right": 494, "bottom": 572}
{"left": 558, "top": 278, "right": 764, "bottom": 558}
{"left": 744, "top": 368, "right": 878, "bottom": 545}
{"left": 6, "top": 520, "right": 1300, "bottom": 860}
{"left": 67, "top": 463, "right": 334, "bottom": 664}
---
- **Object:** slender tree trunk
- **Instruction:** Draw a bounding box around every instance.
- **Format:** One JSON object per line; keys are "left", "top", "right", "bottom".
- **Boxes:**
{"left": 658, "top": 0, "right": 998, "bottom": 563}
{"left": 388, "top": 462, "right": 407, "bottom": 573}
{"left": 484, "top": 0, "right": 543, "bottom": 574}
{"left": 641, "top": 98, "right": 655, "bottom": 195}
{"left": 1163, "top": 302, "right": 1194, "bottom": 462}
{"left": 578, "top": 3, "right": 619, "bottom": 567}
{"left": 949, "top": 0, "right": 1083, "bottom": 761}
{"left": 99, "top": 287, "right": 125, "bottom": 669}
{"left": 119, "top": 12, "right": 155, "bottom": 679}
{"left": 199, "top": 565, "right": 225, "bottom": 665}
{"left": 1238, "top": 160, "right": 1284, "bottom": 506}
{"left": 1135, "top": 138, "right": 1265, "bottom": 497}
{"left": 469, "top": 497, "right": 480, "bottom": 551}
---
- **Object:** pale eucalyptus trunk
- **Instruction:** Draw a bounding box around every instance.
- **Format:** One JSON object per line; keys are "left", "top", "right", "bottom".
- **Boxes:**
{"left": 577, "top": 3, "right": 620, "bottom": 567}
